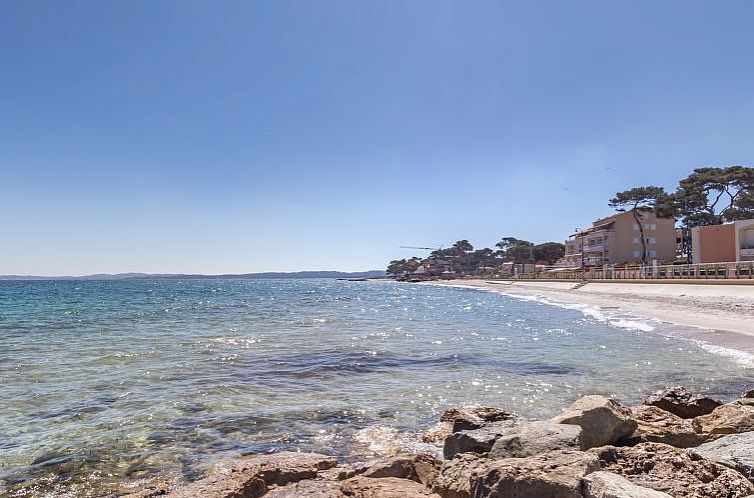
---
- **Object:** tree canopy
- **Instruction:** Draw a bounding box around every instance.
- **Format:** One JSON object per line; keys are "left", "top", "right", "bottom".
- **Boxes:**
{"left": 673, "top": 166, "right": 754, "bottom": 226}
{"left": 608, "top": 186, "right": 668, "bottom": 265}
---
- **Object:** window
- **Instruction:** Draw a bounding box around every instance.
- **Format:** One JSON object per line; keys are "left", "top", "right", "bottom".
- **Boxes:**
{"left": 650, "top": 224, "right": 657, "bottom": 230}
{"left": 648, "top": 250, "right": 658, "bottom": 258}
{"left": 633, "top": 237, "right": 640, "bottom": 244}
{"left": 633, "top": 250, "right": 641, "bottom": 258}
{"left": 648, "top": 237, "right": 656, "bottom": 244}
{"left": 633, "top": 224, "right": 639, "bottom": 230}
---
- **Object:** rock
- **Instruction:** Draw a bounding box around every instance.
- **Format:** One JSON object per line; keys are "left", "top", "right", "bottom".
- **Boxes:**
{"left": 360, "top": 453, "right": 440, "bottom": 487}
{"left": 424, "top": 407, "right": 514, "bottom": 445}
{"left": 469, "top": 449, "right": 600, "bottom": 498}
{"left": 443, "top": 420, "right": 518, "bottom": 459}
{"left": 591, "top": 442, "right": 754, "bottom": 498}
{"left": 692, "top": 402, "right": 754, "bottom": 435}
{"left": 340, "top": 476, "right": 441, "bottom": 497}
{"left": 644, "top": 386, "right": 721, "bottom": 419}
{"left": 582, "top": 471, "right": 674, "bottom": 498}
{"left": 167, "top": 452, "right": 337, "bottom": 498}
{"left": 423, "top": 422, "right": 454, "bottom": 444}
{"left": 440, "top": 407, "right": 516, "bottom": 433}
{"left": 240, "top": 452, "right": 338, "bottom": 487}
{"left": 488, "top": 421, "right": 582, "bottom": 459}
{"left": 433, "top": 453, "right": 489, "bottom": 498}
{"left": 167, "top": 472, "right": 266, "bottom": 498}
{"left": 693, "top": 432, "right": 754, "bottom": 482}
{"left": 318, "top": 465, "right": 358, "bottom": 481}
{"left": 551, "top": 395, "right": 637, "bottom": 449}
{"left": 120, "top": 484, "right": 170, "bottom": 498}
{"left": 744, "top": 390, "right": 754, "bottom": 398}
{"left": 623, "top": 405, "right": 711, "bottom": 448}
{"left": 733, "top": 397, "right": 754, "bottom": 407}
{"left": 264, "top": 480, "right": 344, "bottom": 497}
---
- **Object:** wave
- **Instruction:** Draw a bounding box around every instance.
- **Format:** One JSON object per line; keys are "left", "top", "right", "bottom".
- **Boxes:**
{"left": 439, "top": 284, "right": 659, "bottom": 332}
{"left": 435, "top": 282, "right": 754, "bottom": 366}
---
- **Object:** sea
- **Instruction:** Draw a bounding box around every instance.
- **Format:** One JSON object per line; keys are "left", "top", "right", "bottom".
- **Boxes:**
{"left": 1, "top": 278, "right": 752, "bottom": 497}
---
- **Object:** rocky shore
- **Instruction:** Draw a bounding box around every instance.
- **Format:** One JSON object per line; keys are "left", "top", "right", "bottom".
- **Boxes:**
{"left": 124, "top": 386, "right": 754, "bottom": 498}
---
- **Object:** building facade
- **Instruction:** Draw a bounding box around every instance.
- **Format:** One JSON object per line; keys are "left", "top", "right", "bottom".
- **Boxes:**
{"left": 691, "top": 219, "right": 754, "bottom": 263}
{"left": 556, "top": 211, "right": 676, "bottom": 268}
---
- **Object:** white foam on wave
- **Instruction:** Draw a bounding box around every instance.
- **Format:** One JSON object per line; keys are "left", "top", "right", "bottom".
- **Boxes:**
{"left": 695, "top": 341, "right": 754, "bottom": 367}
{"left": 352, "top": 425, "right": 440, "bottom": 457}
{"left": 493, "top": 289, "right": 658, "bottom": 332}
{"left": 427, "top": 282, "right": 754, "bottom": 367}
{"left": 427, "top": 283, "right": 658, "bottom": 332}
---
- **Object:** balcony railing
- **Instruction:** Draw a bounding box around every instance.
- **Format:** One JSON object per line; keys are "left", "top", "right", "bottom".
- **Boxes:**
{"left": 584, "top": 244, "right": 607, "bottom": 253}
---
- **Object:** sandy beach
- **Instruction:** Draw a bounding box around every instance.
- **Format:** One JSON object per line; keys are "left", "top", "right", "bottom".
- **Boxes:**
{"left": 431, "top": 279, "right": 754, "bottom": 353}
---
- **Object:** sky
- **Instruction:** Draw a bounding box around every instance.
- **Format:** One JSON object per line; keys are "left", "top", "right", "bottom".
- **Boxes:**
{"left": 2, "top": 1, "right": 754, "bottom": 275}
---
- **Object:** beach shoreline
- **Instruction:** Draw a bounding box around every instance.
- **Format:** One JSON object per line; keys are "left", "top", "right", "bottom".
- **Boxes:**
{"left": 428, "top": 279, "right": 754, "bottom": 354}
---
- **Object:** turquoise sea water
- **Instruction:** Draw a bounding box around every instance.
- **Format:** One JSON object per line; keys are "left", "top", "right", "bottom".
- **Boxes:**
{"left": 1, "top": 279, "right": 751, "bottom": 497}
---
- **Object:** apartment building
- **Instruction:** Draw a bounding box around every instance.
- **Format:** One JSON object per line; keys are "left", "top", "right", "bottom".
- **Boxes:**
{"left": 691, "top": 219, "right": 754, "bottom": 263}
{"left": 556, "top": 210, "right": 676, "bottom": 268}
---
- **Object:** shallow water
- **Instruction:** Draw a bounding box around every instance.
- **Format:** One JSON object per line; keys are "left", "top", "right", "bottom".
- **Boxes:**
{"left": 0, "top": 279, "right": 751, "bottom": 496}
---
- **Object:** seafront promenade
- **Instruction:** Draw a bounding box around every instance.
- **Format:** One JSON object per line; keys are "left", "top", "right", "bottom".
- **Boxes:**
{"left": 515, "top": 261, "right": 754, "bottom": 282}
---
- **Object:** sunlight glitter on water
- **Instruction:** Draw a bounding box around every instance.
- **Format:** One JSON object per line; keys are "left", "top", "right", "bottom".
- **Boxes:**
{"left": 0, "top": 279, "right": 751, "bottom": 496}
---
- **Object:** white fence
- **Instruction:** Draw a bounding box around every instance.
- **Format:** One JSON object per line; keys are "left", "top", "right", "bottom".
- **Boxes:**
{"left": 511, "top": 261, "right": 754, "bottom": 281}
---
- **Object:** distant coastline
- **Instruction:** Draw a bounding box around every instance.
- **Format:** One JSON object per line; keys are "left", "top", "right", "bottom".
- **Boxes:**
{"left": 0, "top": 270, "right": 387, "bottom": 281}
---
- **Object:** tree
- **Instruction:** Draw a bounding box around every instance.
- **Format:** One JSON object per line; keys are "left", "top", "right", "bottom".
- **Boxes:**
{"left": 452, "top": 240, "right": 474, "bottom": 253}
{"left": 674, "top": 166, "right": 754, "bottom": 227}
{"left": 532, "top": 242, "right": 565, "bottom": 264}
{"left": 609, "top": 186, "right": 667, "bottom": 265}
{"left": 386, "top": 257, "right": 422, "bottom": 276}
{"left": 495, "top": 237, "right": 534, "bottom": 263}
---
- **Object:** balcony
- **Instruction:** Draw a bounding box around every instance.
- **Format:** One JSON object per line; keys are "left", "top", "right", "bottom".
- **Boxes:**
{"left": 584, "top": 244, "right": 607, "bottom": 253}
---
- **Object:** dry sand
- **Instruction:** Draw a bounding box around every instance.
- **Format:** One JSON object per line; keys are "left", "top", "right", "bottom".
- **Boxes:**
{"left": 430, "top": 279, "right": 754, "bottom": 353}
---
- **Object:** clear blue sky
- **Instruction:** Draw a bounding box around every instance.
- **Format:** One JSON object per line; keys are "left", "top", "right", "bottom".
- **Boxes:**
{"left": 2, "top": 1, "right": 753, "bottom": 275}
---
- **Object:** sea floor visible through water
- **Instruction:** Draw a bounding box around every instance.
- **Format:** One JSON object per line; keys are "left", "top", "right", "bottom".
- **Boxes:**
{"left": 0, "top": 279, "right": 751, "bottom": 497}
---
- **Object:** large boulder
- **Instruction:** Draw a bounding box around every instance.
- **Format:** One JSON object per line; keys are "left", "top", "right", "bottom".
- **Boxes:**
{"left": 488, "top": 421, "right": 582, "bottom": 459}
{"left": 582, "top": 471, "right": 674, "bottom": 498}
{"left": 441, "top": 406, "right": 516, "bottom": 432}
{"left": 591, "top": 442, "right": 754, "bottom": 498}
{"left": 166, "top": 452, "right": 338, "bottom": 498}
{"left": 623, "top": 405, "right": 712, "bottom": 448}
{"left": 425, "top": 407, "right": 515, "bottom": 445}
{"left": 340, "top": 476, "right": 441, "bottom": 497}
{"left": 692, "top": 403, "right": 754, "bottom": 435}
{"left": 360, "top": 453, "right": 440, "bottom": 487}
{"left": 644, "top": 386, "right": 721, "bottom": 419}
{"left": 443, "top": 420, "right": 518, "bottom": 459}
{"left": 693, "top": 432, "right": 754, "bottom": 482}
{"left": 469, "top": 449, "right": 600, "bottom": 498}
{"left": 432, "top": 453, "right": 489, "bottom": 498}
{"left": 551, "top": 395, "right": 637, "bottom": 449}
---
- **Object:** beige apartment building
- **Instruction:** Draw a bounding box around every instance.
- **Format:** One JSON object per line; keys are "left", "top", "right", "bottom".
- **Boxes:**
{"left": 556, "top": 211, "right": 676, "bottom": 268}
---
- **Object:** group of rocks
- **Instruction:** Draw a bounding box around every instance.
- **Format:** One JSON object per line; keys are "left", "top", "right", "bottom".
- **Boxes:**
{"left": 125, "top": 386, "right": 754, "bottom": 498}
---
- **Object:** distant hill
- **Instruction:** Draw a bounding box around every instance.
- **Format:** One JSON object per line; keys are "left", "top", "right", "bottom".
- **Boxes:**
{"left": 0, "top": 270, "right": 387, "bottom": 281}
